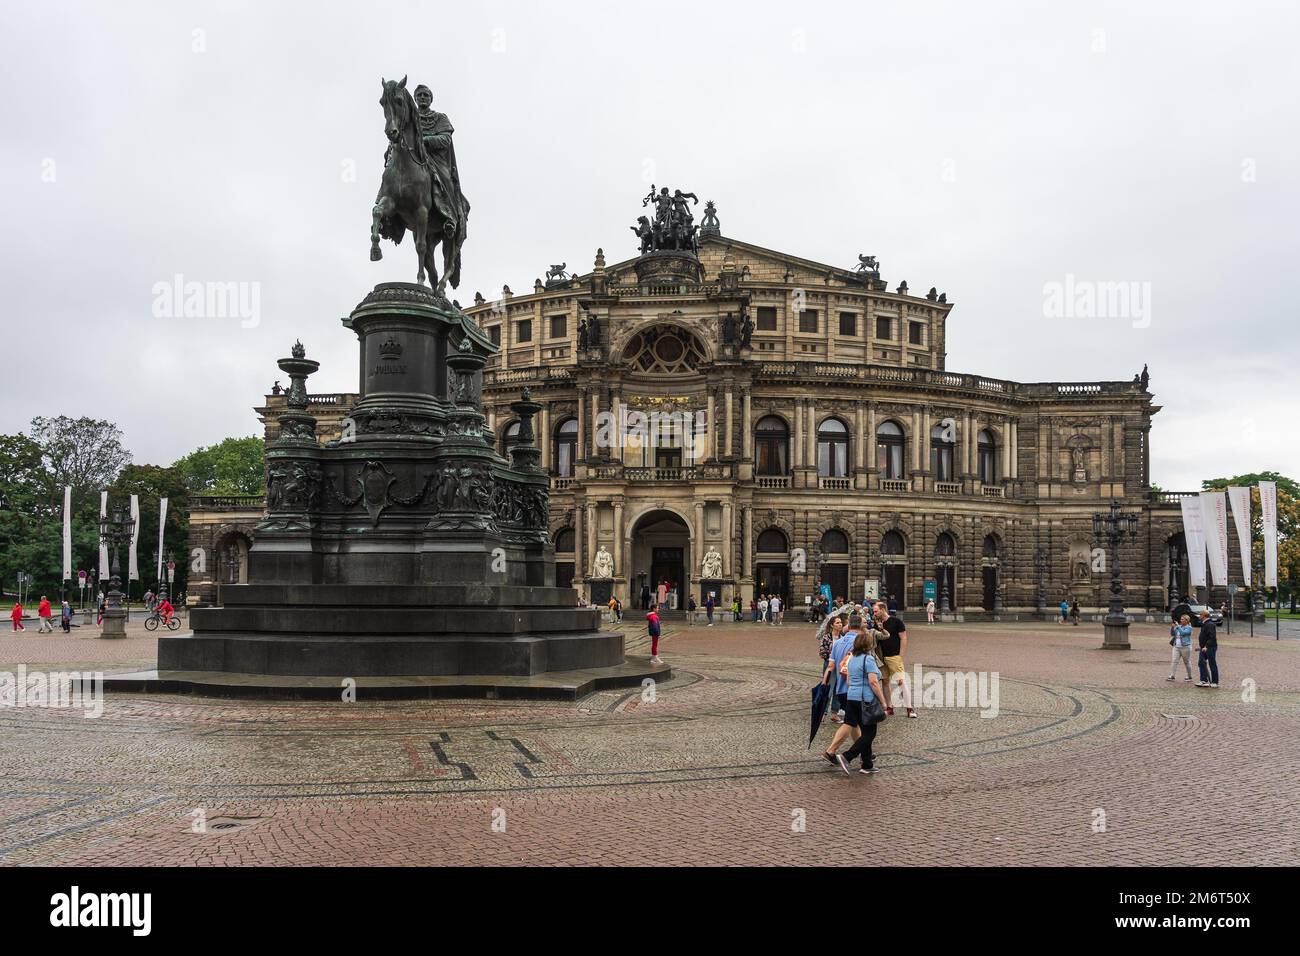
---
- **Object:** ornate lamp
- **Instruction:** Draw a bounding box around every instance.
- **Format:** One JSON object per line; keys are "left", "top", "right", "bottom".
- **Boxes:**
{"left": 1094, "top": 500, "right": 1140, "bottom": 649}
{"left": 97, "top": 505, "right": 134, "bottom": 639}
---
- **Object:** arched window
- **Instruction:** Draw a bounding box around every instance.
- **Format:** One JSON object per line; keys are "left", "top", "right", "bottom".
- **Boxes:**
{"left": 876, "top": 421, "right": 905, "bottom": 479}
{"left": 501, "top": 421, "right": 521, "bottom": 456}
{"left": 983, "top": 534, "right": 1000, "bottom": 559}
{"left": 881, "top": 530, "right": 905, "bottom": 556}
{"left": 817, "top": 417, "right": 849, "bottom": 477}
{"left": 936, "top": 532, "right": 956, "bottom": 557}
{"left": 978, "top": 428, "right": 997, "bottom": 484}
{"left": 554, "top": 528, "right": 576, "bottom": 553}
{"left": 554, "top": 418, "right": 577, "bottom": 477}
{"left": 754, "top": 416, "right": 789, "bottom": 476}
{"left": 820, "top": 529, "right": 849, "bottom": 554}
{"left": 757, "top": 529, "right": 789, "bottom": 553}
{"left": 930, "top": 423, "right": 955, "bottom": 482}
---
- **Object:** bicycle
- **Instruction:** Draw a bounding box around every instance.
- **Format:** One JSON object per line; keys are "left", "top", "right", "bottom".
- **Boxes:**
{"left": 143, "top": 612, "right": 181, "bottom": 632}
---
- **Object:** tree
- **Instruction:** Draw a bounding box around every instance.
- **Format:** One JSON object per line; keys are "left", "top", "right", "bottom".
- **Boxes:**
{"left": 173, "top": 436, "right": 265, "bottom": 496}
{"left": 27, "top": 416, "right": 131, "bottom": 512}
{"left": 109, "top": 464, "right": 192, "bottom": 594}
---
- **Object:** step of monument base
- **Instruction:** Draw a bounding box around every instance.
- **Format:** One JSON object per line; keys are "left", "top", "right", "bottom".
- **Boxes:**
{"left": 158, "top": 630, "right": 624, "bottom": 677}
{"left": 103, "top": 657, "right": 672, "bottom": 702}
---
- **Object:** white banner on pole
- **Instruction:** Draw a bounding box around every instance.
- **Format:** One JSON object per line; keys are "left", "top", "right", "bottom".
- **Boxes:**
{"left": 62, "top": 486, "right": 72, "bottom": 581}
{"left": 98, "top": 491, "right": 109, "bottom": 584}
{"left": 1200, "top": 491, "right": 1230, "bottom": 588}
{"left": 1179, "top": 496, "right": 1207, "bottom": 589}
{"left": 156, "top": 498, "right": 168, "bottom": 581}
{"left": 1260, "top": 481, "right": 1278, "bottom": 589}
{"left": 128, "top": 494, "right": 140, "bottom": 582}
{"left": 1226, "top": 486, "right": 1253, "bottom": 589}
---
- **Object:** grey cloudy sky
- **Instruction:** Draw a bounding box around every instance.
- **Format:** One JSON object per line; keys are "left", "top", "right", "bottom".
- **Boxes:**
{"left": 2, "top": 0, "right": 1296, "bottom": 490}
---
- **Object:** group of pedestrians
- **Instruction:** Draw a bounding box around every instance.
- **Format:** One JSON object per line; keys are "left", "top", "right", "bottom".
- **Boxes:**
{"left": 1057, "top": 598, "right": 1081, "bottom": 625}
{"left": 753, "top": 594, "right": 784, "bottom": 625}
{"left": 1167, "top": 608, "right": 1221, "bottom": 687}
{"left": 818, "top": 601, "right": 917, "bottom": 775}
{"left": 10, "top": 596, "right": 74, "bottom": 633}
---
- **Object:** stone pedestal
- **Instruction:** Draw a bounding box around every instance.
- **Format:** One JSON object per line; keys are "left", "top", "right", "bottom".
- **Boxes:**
{"left": 152, "top": 283, "right": 652, "bottom": 693}
{"left": 99, "top": 607, "right": 126, "bottom": 638}
{"left": 1102, "top": 615, "right": 1131, "bottom": 650}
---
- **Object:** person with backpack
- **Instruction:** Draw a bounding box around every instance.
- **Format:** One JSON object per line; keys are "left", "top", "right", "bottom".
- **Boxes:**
{"left": 60, "top": 600, "right": 73, "bottom": 633}
{"left": 686, "top": 595, "right": 697, "bottom": 626}
{"left": 705, "top": 593, "right": 715, "bottom": 627}
{"left": 647, "top": 609, "right": 663, "bottom": 664}
{"left": 1196, "top": 609, "right": 1219, "bottom": 687}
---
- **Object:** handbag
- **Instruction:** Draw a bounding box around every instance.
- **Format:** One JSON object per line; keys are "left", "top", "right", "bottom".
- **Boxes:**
{"left": 853, "top": 655, "right": 888, "bottom": 725}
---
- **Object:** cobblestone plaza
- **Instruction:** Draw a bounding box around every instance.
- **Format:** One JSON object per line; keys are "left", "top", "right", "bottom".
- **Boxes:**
{"left": 2, "top": 619, "right": 1295, "bottom": 867}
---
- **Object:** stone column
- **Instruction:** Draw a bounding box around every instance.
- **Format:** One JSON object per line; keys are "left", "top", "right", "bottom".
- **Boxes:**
{"left": 741, "top": 389, "right": 753, "bottom": 460}
{"left": 539, "top": 404, "right": 550, "bottom": 473}
{"left": 693, "top": 501, "right": 705, "bottom": 589}
{"left": 1010, "top": 420, "right": 1019, "bottom": 479}
{"left": 867, "top": 403, "right": 877, "bottom": 478}
{"left": 591, "top": 390, "right": 601, "bottom": 458}
{"left": 743, "top": 506, "right": 752, "bottom": 578}
{"left": 576, "top": 386, "right": 587, "bottom": 460}
{"left": 724, "top": 386, "right": 734, "bottom": 460}
{"left": 613, "top": 498, "right": 624, "bottom": 580}
{"left": 912, "top": 407, "right": 923, "bottom": 473}
{"left": 574, "top": 501, "right": 584, "bottom": 584}
{"left": 807, "top": 400, "right": 817, "bottom": 468}
{"left": 706, "top": 389, "right": 716, "bottom": 461}
{"left": 793, "top": 398, "right": 804, "bottom": 468}
{"left": 722, "top": 502, "right": 732, "bottom": 575}
{"left": 1002, "top": 421, "right": 1012, "bottom": 479}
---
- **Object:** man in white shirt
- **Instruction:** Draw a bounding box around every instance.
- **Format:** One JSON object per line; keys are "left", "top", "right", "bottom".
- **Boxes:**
{"left": 770, "top": 594, "right": 782, "bottom": 625}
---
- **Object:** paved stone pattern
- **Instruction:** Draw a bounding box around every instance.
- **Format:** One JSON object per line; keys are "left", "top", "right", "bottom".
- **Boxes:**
{"left": 0, "top": 621, "right": 1296, "bottom": 866}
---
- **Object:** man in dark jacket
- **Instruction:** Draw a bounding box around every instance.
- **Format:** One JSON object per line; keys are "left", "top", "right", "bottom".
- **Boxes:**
{"left": 1196, "top": 610, "right": 1219, "bottom": 687}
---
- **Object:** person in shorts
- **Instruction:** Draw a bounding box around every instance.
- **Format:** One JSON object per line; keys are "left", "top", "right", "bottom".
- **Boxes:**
{"left": 875, "top": 601, "right": 916, "bottom": 718}
{"left": 820, "top": 615, "right": 863, "bottom": 761}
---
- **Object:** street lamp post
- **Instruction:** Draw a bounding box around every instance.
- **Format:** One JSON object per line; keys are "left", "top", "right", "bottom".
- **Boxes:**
{"left": 97, "top": 505, "right": 135, "bottom": 639}
{"left": 1094, "top": 500, "right": 1140, "bottom": 650}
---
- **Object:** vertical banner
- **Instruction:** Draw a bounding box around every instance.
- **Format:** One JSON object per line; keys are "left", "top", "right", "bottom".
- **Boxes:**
{"left": 1226, "top": 486, "right": 1253, "bottom": 588}
{"left": 62, "top": 486, "right": 72, "bottom": 580}
{"left": 1260, "top": 481, "right": 1278, "bottom": 589}
{"left": 1179, "top": 496, "right": 1207, "bottom": 588}
{"left": 156, "top": 498, "right": 168, "bottom": 581}
{"left": 128, "top": 494, "right": 140, "bottom": 582}
{"left": 98, "top": 491, "right": 109, "bottom": 584}
{"left": 1200, "top": 491, "right": 1230, "bottom": 588}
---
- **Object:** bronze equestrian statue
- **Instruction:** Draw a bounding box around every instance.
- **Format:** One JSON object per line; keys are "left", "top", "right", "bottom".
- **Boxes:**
{"left": 370, "top": 77, "right": 471, "bottom": 294}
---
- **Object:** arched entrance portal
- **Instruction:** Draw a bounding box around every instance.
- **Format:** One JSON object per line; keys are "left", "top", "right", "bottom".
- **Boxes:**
{"left": 631, "top": 510, "right": 691, "bottom": 612}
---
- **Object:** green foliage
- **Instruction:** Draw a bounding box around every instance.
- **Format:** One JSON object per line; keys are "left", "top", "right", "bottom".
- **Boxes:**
{"left": 172, "top": 436, "right": 265, "bottom": 496}
{"left": 27, "top": 416, "right": 131, "bottom": 511}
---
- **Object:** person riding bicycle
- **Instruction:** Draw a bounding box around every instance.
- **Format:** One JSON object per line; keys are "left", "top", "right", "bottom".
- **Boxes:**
{"left": 157, "top": 597, "right": 174, "bottom": 625}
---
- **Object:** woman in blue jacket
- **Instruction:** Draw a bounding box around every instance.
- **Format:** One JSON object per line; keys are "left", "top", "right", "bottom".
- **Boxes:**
{"left": 834, "top": 631, "right": 888, "bottom": 774}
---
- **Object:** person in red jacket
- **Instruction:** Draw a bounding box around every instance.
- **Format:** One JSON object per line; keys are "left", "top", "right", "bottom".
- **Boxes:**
{"left": 10, "top": 602, "right": 24, "bottom": 632}
{"left": 37, "top": 596, "right": 54, "bottom": 633}
{"left": 157, "top": 597, "right": 175, "bottom": 625}
{"left": 646, "top": 610, "right": 663, "bottom": 664}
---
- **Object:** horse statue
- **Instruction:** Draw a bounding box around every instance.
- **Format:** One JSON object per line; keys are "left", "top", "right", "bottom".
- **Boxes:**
{"left": 855, "top": 254, "right": 879, "bottom": 274}
{"left": 545, "top": 263, "right": 569, "bottom": 283}
{"left": 370, "top": 76, "right": 468, "bottom": 294}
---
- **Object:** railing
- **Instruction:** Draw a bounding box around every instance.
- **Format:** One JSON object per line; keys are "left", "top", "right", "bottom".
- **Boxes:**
{"left": 757, "top": 475, "right": 792, "bottom": 489}
{"left": 981, "top": 486, "right": 1005, "bottom": 498}
{"left": 753, "top": 362, "right": 1140, "bottom": 397}
{"left": 819, "top": 477, "right": 852, "bottom": 490}
{"left": 483, "top": 366, "right": 573, "bottom": 386}
{"left": 1152, "top": 490, "right": 1196, "bottom": 504}
{"left": 935, "top": 481, "right": 962, "bottom": 495}
{"left": 880, "top": 478, "right": 911, "bottom": 493}
{"left": 551, "top": 477, "right": 576, "bottom": 491}
{"left": 191, "top": 494, "right": 264, "bottom": 509}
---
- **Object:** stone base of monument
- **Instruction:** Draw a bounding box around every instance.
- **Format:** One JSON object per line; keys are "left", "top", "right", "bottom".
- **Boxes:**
{"left": 154, "top": 583, "right": 630, "bottom": 679}
{"left": 104, "top": 657, "right": 671, "bottom": 702}
{"left": 99, "top": 608, "right": 127, "bottom": 639}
